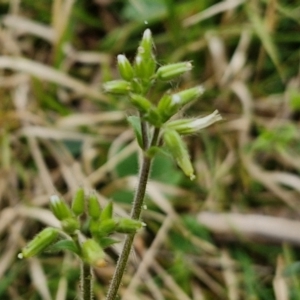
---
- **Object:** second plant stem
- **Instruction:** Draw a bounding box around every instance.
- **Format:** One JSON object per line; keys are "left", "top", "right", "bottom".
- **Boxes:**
{"left": 106, "top": 128, "right": 159, "bottom": 300}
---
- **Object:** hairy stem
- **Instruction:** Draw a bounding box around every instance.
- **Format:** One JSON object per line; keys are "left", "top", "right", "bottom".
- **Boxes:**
{"left": 82, "top": 262, "right": 93, "bottom": 300}
{"left": 106, "top": 128, "right": 160, "bottom": 300}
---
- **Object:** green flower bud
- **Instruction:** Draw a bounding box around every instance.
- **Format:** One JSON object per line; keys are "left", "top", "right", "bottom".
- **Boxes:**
{"left": 81, "top": 239, "right": 106, "bottom": 267}
{"left": 97, "top": 219, "right": 118, "bottom": 236}
{"left": 157, "top": 86, "right": 205, "bottom": 123}
{"left": 100, "top": 202, "right": 113, "bottom": 221}
{"left": 166, "top": 110, "right": 222, "bottom": 135}
{"left": 89, "top": 219, "right": 98, "bottom": 235}
{"left": 61, "top": 218, "right": 80, "bottom": 234}
{"left": 134, "top": 29, "right": 156, "bottom": 81}
{"left": 117, "top": 54, "right": 134, "bottom": 81}
{"left": 103, "top": 80, "right": 131, "bottom": 94}
{"left": 157, "top": 94, "right": 174, "bottom": 122}
{"left": 156, "top": 62, "right": 193, "bottom": 81}
{"left": 50, "top": 195, "right": 73, "bottom": 221}
{"left": 139, "top": 29, "right": 154, "bottom": 58}
{"left": 134, "top": 54, "right": 156, "bottom": 82}
{"left": 18, "top": 227, "right": 59, "bottom": 259}
{"left": 172, "top": 86, "right": 204, "bottom": 106}
{"left": 144, "top": 108, "right": 162, "bottom": 127}
{"left": 129, "top": 93, "right": 152, "bottom": 113}
{"left": 71, "top": 187, "right": 85, "bottom": 216}
{"left": 88, "top": 193, "right": 101, "bottom": 220}
{"left": 115, "top": 218, "right": 145, "bottom": 234}
{"left": 163, "top": 129, "right": 195, "bottom": 180}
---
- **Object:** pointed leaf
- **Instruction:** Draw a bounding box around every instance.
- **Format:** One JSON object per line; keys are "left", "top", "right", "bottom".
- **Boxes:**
{"left": 46, "top": 239, "right": 80, "bottom": 255}
{"left": 127, "top": 116, "right": 143, "bottom": 148}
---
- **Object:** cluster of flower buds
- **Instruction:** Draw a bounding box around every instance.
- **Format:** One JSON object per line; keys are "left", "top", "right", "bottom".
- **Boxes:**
{"left": 103, "top": 28, "right": 222, "bottom": 180}
{"left": 18, "top": 189, "right": 145, "bottom": 267}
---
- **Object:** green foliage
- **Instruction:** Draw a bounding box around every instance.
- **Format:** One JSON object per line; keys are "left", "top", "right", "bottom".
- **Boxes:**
{"left": 47, "top": 240, "right": 80, "bottom": 255}
{"left": 251, "top": 124, "right": 298, "bottom": 153}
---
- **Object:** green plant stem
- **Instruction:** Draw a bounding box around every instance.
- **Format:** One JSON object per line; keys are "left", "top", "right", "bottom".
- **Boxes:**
{"left": 82, "top": 262, "right": 93, "bottom": 300}
{"left": 106, "top": 128, "right": 160, "bottom": 300}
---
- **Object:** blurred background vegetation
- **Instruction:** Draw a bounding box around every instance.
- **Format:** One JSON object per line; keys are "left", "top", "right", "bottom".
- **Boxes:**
{"left": 0, "top": 0, "right": 300, "bottom": 299}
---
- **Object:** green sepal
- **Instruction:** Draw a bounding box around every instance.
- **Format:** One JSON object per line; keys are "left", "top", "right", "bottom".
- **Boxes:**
{"left": 157, "top": 94, "right": 175, "bottom": 122}
{"left": 18, "top": 227, "right": 59, "bottom": 259}
{"left": 50, "top": 195, "right": 73, "bottom": 221}
{"left": 134, "top": 29, "right": 156, "bottom": 86}
{"left": 71, "top": 187, "right": 85, "bottom": 216}
{"left": 131, "top": 78, "right": 144, "bottom": 94}
{"left": 127, "top": 116, "right": 143, "bottom": 148}
{"left": 115, "top": 218, "right": 144, "bottom": 234}
{"left": 87, "top": 193, "right": 101, "bottom": 220}
{"left": 156, "top": 62, "right": 193, "bottom": 81}
{"left": 144, "top": 108, "right": 162, "bottom": 127}
{"left": 97, "top": 219, "right": 118, "bottom": 237}
{"left": 61, "top": 218, "right": 80, "bottom": 234}
{"left": 100, "top": 201, "right": 113, "bottom": 221}
{"left": 129, "top": 93, "right": 152, "bottom": 113}
{"left": 46, "top": 239, "right": 80, "bottom": 255}
{"left": 165, "top": 110, "right": 222, "bottom": 135}
{"left": 163, "top": 129, "right": 195, "bottom": 180}
{"left": 103, "top": 80, "right": 131, "bottom": 94}
{"left": 117, "top": 54, "right": 134, "bottom": 81}
{"left": 89, "top": 218, "right": 99, "bottom": 235}
{"left": 81, "top": 239, "right": 106, "bottom": 268}
{"left": 146, "top": 146, "right": 166, "bottom": 158}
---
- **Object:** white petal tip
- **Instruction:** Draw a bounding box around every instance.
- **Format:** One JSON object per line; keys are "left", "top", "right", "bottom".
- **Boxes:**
{"left": 50, "top": 195, "right": 60, "bottom": 203}
{"left": 143, "top": 29, "right": 152, "bottom": 40}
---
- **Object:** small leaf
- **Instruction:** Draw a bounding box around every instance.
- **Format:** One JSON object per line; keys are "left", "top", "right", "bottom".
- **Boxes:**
{"left": 127, "top": 116, "right": 143, "bottom": 148}
{"left": 47, "top": 240, "right": 80, "bottom": 255}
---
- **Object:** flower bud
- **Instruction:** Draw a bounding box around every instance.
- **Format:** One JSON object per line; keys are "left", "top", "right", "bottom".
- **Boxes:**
{"left": 97, "top": 219, "right": 118, "bottom": 236}
{"left": 139, "top": 29, "right": 154, "bottom": 58}
{"left": 166, "top": 110, "right": 222, "bottom": 135}
{"left": 88, "top": 193, "right": 101, "bottom": 220}
{"left": 129, "top": 93, "right": 152, "bottom": 113}
{"left": 50, "top": 195, "right": 73, "bottom": 221}
{"left": 163, "top": 129, "right": 195, "bottom": 180}
{"left": 18, "top": 227, "right": 59, "bottom": 259}
{"left": 100, "top": 202, "right": 113, "bottom": 221}
{"left": 157, "top": 86, "right": 204, "bottom": 122}
{"left": 156, "top": 62, "right": 193, "bottom": 81}
{"left": 157, "top": 94, "right": 174, "bottom": 122}
{"left": 117, "top": 54, "right": 134, "bottom": 81}
{"left": 71, "top": 187, "right": 85, "bottom": 216}
{"left": 115, "top": 218, "right": 145, "bottom": 234}
{"left": 81, "top": 239, "right": 106, "bottom": 267}
{"left": 61, "top": 218, "right": 80, "bottom": 234}
{"left": 134, "top": 54, "right": 156, "bottom": 82}
{"left": 103, "top": 80, "right": 131, "bottom": 94}
{"left": 172, "top": 86, "right": 205, "bottom": 106}
{"left": 134, "top": 29, "right": 156, "bottom": 81}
